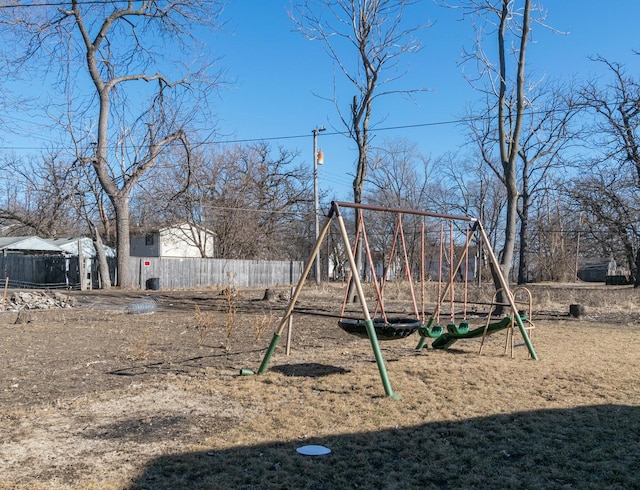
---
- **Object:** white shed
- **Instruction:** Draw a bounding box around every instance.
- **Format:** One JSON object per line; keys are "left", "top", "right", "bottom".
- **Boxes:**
{"left": 130, "top": 223, "right": 216, "bottom": 258}
{"left": 0, "top": 236, "right": 64, "bottom": 255}
{"left": 46, "top": 237, "right": 116, "bottom": 258}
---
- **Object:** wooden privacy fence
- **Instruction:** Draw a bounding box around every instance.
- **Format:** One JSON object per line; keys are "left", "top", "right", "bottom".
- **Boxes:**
{"left": 130, "top": 257, "right": 304, "bottom": 290}
{"left": 0, "top": 255, "right": 302, "bottom": 290}
{"left": 0, "top": 255, "right": 70, "bottom": 288}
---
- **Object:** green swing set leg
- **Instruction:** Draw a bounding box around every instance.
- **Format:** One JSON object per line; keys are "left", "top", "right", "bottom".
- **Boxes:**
{"left": 257, "top": 332, "right": 281, "bottom": 375}
{"left": 363, "top": 318, "right": 401, "bottom": 400}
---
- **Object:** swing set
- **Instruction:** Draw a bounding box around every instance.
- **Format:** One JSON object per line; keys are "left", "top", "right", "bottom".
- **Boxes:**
{"left": 252, "top": 201, "right": 538, "bottom": 399}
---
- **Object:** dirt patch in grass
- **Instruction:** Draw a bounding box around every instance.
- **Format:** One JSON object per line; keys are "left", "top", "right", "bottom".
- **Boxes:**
{"left": 0, "top": 283, "right": 639, "bottom": 489}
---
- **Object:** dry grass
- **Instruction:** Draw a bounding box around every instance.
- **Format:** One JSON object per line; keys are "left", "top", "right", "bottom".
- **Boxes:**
{"left": 0, "top": 283, "right": 639, "bottom": 489}
{"left": 222, "top": 284, "right": 238, "bottom": 352}
{"left": 127, "top": 318, "right": 640, "bottom": 489}
{"left": 194, "top": 304, "right": 215, "bottom": 346}
{"left": 253, "top": 310, "right": 275, "bottom": 342}
{"left": 125, "top": 328, "right": 152, "bottom": 361}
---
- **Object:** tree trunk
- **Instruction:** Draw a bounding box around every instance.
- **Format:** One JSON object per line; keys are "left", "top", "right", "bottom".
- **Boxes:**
{"left": 517, "top": 187, "right": 530, "bottom": 284}
{"left": 347, "top": 138, "right": 368, "bottom": 304}
{"left": 92, "top": 224, "right": 112, "bottom": 290}
{"left": 113, "top": 198, "right": 132, "bottom": 288}
{"left": 492, "top": 167, "right": 519, "bottom": 315}
{"left": 491, "top": 0, "right": 531, "bottom": 314}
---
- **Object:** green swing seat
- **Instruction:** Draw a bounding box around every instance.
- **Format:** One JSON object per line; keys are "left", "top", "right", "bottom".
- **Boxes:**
{"left": 418, "top": 317, "right": 444, "bottom": 338}
{"left": 446, "top": 321, "right": 470, "bottom": 335}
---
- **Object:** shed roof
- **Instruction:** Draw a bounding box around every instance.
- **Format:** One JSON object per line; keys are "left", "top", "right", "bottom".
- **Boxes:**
{"left": 46, "top": 237, "right": 116, "bottom": 257}
{"left": 0, "top": 236, "right": 64, "bottom": 253}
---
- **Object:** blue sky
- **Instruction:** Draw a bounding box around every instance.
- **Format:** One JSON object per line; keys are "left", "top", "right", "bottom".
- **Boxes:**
{"left": 211, "top": 1, "right": 640, "bottom": 200}
{"left": 3, "top": 1, "right": 639, "bottom": 203}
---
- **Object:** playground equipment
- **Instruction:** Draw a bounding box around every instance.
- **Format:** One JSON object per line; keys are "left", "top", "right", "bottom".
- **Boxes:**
{"left": 480, "top": 287, "right": 536, "bottom": 358}
{"left": 336, "top": 210, "right": 423, "bottom": 340}
{"left": 431, "top": 316, "right": 513, "bottom": 350}
{"left": 251, "top": 201, "right": 538, "bottom": 399}
{"left": 430, "top": 288, "right": 536, "bottom": 357}
{"left": 414, "top": 219, "right": 537, "bottom": 358}
{"left": 337, "top": 317, "right": 422, "bottom": 340}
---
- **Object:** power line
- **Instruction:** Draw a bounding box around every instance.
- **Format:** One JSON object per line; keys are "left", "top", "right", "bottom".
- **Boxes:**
{"left": 0, "top": 102, "right": 585, "bottom": 151}
{"left": 212, "top": 118, "right": 470, "bottom": 145}
{"left": 205, "top": 204, "right": 306, "bottom": 216}
{"left": 0, "top": 117, "right": 471, "bottom": 151}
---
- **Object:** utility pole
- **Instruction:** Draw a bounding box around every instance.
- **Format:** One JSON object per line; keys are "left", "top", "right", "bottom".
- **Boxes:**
{"left": 312, "top": 126, "right": 325, "bottom": 284}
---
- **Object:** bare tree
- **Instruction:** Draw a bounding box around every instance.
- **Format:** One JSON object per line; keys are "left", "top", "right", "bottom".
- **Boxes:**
{"left": 135, "top": 142, "right": 311, "bottom": 261}
{"left": 0, "top": 145, "right": 118, "bottom": 288}
{"left": 576, "top": 57, "right": 640, "bottom": 284}
{"left": 0, "top": 153, "right": 83, "bottom": 237}
{"left": 523, "top": 177, "right": 577, "bottom": 282}
{"left": 514, "top": 80, "right": 579, "bottom": 283}
{"left": 292, "top": 1, "right": 428, "bottom": 204}
{"left": 4, "top": 1, "right": 223, "bottom": 287}
{"left": 292, "top": 0, "right": 429, "bottom": 295}
{"left": 467, "top": 79, "right": 580, "bottom": 284}
{"left": 568, "top": 171, "right": 640, "bottom": 283}
{"left": 436, "top": 152, "right": 506, "bottom": 283}
{"left": 454, "top": 0, "right": 551, "bottom": 304}
{"left": 366, "top": 139, "right": 437, "bottom": 209}
{"left": 365, "top": 138, "right": 439, "bottom": 278}
{"left": 580, "top": 57, "right": 640, "bottom": 180}
{"left": 72, "top": 164, "right": 116, "bottom": 289}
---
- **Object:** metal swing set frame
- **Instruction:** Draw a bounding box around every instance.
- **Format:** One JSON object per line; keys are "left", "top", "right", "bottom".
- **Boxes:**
{"left": 252, "top": 201, "right": 538, "bottom": 399}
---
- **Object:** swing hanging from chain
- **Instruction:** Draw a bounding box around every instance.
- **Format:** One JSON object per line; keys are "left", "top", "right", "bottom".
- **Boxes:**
{"left": 337, "top": 210, "right": 422, "bottom": 340}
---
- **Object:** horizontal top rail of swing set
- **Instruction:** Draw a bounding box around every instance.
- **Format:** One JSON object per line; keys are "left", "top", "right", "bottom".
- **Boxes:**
{"left": 331, "top": 201, "right": 479, "bottom": 223}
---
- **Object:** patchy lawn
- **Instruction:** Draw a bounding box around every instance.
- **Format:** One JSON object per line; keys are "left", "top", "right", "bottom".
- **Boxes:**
{"left": 1, "top": 283, "right": 639, "bottom": 489}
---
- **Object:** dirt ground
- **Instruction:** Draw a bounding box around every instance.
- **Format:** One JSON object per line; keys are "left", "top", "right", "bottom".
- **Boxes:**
{"left": 1, "top": 283, "right": 639, "bottom": 489}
